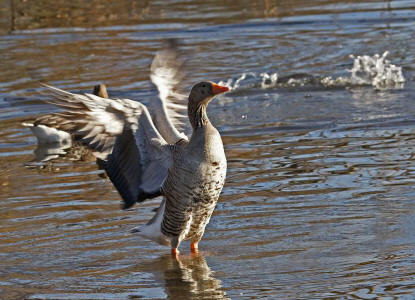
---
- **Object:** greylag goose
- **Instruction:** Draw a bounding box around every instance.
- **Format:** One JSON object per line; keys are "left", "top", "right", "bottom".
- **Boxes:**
{"left": 32, "top": 44, "right": 229, "bottom": 256}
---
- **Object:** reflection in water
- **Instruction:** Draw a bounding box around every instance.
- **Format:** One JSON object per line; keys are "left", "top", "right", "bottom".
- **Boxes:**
{"left": 141, "top": 253, "right": 229, "bottom": 300}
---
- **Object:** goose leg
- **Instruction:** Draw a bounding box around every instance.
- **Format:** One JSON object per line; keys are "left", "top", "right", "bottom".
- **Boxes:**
{"left": 171, "top": 248, "right": 180, "bottom": 257}
{"left": 190, "top": 242, "right": 198, "bottom": 253}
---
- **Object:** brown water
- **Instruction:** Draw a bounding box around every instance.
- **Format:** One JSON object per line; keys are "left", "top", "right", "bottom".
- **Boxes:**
{"left": 1, "top": 0, "right": 415, "bottom": 299}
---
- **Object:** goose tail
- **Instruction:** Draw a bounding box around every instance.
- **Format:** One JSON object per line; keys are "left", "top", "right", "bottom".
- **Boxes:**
{"left": 131, "top": 199, "right": 170, "bottom": 246}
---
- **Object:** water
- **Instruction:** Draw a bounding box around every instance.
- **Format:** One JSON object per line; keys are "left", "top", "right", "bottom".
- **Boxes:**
{"left": 1, "top": 0, "right": 415, "bottom": 299}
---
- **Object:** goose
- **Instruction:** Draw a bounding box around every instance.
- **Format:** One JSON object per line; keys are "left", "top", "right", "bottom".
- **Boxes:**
{"left": 30, "top": 42, "right": 229, "bottom": 256}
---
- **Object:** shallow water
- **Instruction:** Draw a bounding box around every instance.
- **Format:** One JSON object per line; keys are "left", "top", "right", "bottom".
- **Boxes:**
{"left": 1, "top": 0, "right": 415, "bottom": 299}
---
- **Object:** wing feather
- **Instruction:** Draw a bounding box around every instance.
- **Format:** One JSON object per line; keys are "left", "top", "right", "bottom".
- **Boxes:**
{"left": 150, "top": 39, "right": 191, "bottom": 143}
{"left": 40, "top": 84, "right": 172, "bottom": 208}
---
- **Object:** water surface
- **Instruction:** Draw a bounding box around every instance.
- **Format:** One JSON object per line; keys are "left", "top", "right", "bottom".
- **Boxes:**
{"left": 1, "top": 0, "right": 415, "bottom": 299}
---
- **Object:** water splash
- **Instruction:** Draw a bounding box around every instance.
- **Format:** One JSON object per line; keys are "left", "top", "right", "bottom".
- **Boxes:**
{"left": 323, "top": 51, "right": 405, "bottom": 89}
{"left": 349, "top": 51, "right": 405, "bottom": 89}
{"left": 218, "top": 72, "right": 278, "bottom": 91}
{"left": 220, "top": 51, "right": 405, "bottom": 92}
{"left": 260, "top": 72, "right": 278, "bottom": 89}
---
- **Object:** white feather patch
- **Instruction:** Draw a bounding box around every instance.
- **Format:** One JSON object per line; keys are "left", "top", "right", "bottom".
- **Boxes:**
{"left": 133, "top": 200, "right": 170, "bottom": 246}
{"left": 27, "top": 124, "right": 72, "bottom": 145}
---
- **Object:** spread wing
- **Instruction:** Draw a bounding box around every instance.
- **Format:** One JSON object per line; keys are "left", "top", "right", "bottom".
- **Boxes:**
{"left": 41, "top": 84, "right": 172, "bottom": 209}
{"left": 150, "top": 39, "right": 191, "bottom": 142}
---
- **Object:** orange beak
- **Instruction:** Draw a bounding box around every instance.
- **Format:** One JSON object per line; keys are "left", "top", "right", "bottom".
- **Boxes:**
{"left": 211, "top": 83, "right": 229, "bottom": 95}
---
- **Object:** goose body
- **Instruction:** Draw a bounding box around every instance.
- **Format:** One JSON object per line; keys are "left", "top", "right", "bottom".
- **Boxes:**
{"left": 160, "top": 123, "right": 227, "bottom": 249}
{"left": 27, "top": 41, "right": 229, "bottom": 255}
{"left": 135, "top": 121, "right": 227, "bottom": 251}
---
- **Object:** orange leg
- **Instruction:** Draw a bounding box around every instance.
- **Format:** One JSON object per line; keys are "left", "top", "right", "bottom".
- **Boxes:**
{"left": 171, "top": 248, "right": 180, "bottom": 258}
{"left": 190, "top": 242, "right": 199, "bottom": 253}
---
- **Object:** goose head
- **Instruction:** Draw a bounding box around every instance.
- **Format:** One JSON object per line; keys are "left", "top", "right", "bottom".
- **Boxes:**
{"left": 188, "top": 81, "right": 229, "bottom": 106}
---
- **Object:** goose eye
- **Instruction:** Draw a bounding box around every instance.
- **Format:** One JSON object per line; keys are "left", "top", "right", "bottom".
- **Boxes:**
{"left": 201, "top": 84, "right": 206, "bottom": 88}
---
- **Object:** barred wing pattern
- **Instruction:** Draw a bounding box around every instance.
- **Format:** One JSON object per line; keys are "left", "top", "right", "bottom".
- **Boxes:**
{"left": 41, "top": 84, "right": 173, "bottom": 209}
